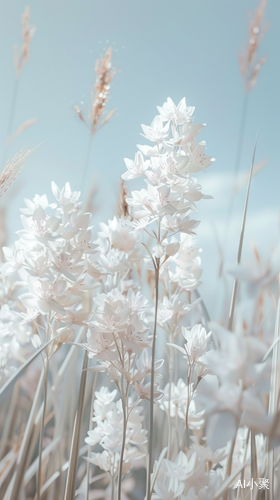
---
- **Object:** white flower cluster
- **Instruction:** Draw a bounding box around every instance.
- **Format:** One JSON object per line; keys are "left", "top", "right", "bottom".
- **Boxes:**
{"left": 122, "top": 97, "right": 212, "bottom": 273}
{"left": 85, "top": 387, "right": 147, "bottom": 477}
{"left": 2, "top": 98, "right": 279, "bottom": 500}
{"left": 0, "top": 183, "right": 99, "bottom": 379}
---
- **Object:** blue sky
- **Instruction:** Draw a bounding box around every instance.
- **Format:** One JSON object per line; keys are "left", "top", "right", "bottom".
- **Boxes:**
{"left": 0, "top": 0, "right": 279, "bottom": 315}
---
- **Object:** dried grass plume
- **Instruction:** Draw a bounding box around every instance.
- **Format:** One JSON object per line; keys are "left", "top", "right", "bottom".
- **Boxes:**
{"left": 13, "top": 6, "right": 36, "bottom": 78}
{"left": 0, "top": 149, "right": 32, "bottom": 200}
{"left": 74, "top": 47, "right": 116, "bottom": 136}
{"left": 239, "top": 0, "right": 269, "bottom": 92}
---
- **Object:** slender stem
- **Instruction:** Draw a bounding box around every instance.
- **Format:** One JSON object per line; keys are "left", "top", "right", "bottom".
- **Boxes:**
{"left": 228, "top": 134, "right": 258, "bottom": 331}
{"left": 2, "top": 78, "right": 19, "bottom": 166}
{"left": 267, "top": 294, "right": 280, "bottom": 499}
{"left": 185, "top": 366, "right": 193, "bottom": 445}
{"left": 0, "top": 380, "right": 20, "bottom": 460}
{"left": 234, "top": 93, "right": 249, "bottom": 180}
{"left": 146, "top": 259, "right": 160, "bottom": 500}
{"left": 8, "top": 79, "right": 19, "bottom": 138}
{"left": 111, "top": 476, "right": 115, "bottom": 500}
{"left": 117, "top": 391, "right": 127, "bottom": 500}
{"left": 81, "top": 135, "right": 93, "bottom": 194}
{"left": 86, "top": 371, "right": 98, "bottom": 500}
{"left": 167, "top": 337, "right": 174, "bottom": 459}
{"left": 64, "top": 350, "right": 88, "bottom": 500}
{"left": 225, "top": 92, "right": 249, "bottom": 236}
{"left": 6, "top": 372, "right": 44, "bottom": 500}
{"left": 37, "top": 357, "right": 49, "bottom": 500}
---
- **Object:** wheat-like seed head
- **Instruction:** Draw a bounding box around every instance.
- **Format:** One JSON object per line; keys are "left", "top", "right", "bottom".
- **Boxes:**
{"left": 13, "top": 6, "right": 36, "bottom": 78}
{"left": 239, "top": 0, "right": 269, "bottom": 92}
{"left": 74, "top": 47, "right": 116, "bottom": 135}
{"left": 0, "top": 149, "right": 32, "bottom": 200}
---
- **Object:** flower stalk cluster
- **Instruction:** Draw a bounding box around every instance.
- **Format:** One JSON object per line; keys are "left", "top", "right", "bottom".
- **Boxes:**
{"left": 1, "top": 98, "right": 280, "bottom": 500}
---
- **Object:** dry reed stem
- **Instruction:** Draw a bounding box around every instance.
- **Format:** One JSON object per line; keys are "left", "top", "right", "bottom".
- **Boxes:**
{"left": 117, "top": 180, "right": 129, "bottom": 218}
{"left": 146, "top": 257, "right": 160, "bottom": 500}
{"left": 0, "top": 332, "right": 67, "bottom": 405}
{"left": 228, "top": 133, "right": 258, "bottom": 331}
{"left": 36, "top": 358, "right": 49, "bottom": 500}
{"left": 5, "top": 372, "right": 44, "bottom": 500}
{"left": 267, "top": 292, "right": 280, "bottom": 499}
{"left": 213, "top": 459, "right": 250, "bottom": 499}
{"left": 64, "top": 349, "right": 88, "bottom": 500}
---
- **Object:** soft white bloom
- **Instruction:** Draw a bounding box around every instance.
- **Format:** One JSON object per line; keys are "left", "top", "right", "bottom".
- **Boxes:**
{"left": 157, "top": 97, "right": 195, "bottom": 125}
{"left": 122, "top": 152, "right": 149, "bottom": 180}
{"left": 141, "top": 116, "right": 170, "bottom": 143}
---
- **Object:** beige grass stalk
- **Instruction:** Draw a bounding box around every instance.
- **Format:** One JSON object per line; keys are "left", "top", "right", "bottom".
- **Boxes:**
{"left": 250, "top": 432, "right": 259, "bottom": 500}
{"left": 74, "top": 47, "right": 116, "bottom": 193}
{"left": 228, "top": 134, "right": 258, "bottom": 331}
{"left": 118, "top": 180, "right": 129, "bottom": 219}
{"left": 0, "top": 149, "right": 31, "bottom": 201}
{"left": 36, "top": 357, "right": 49, "bottom": 500}
{"left": 64, "top": 349, "right": 88, "bottom": 500}
{"left": 146, "top": 255, "right": 160, "bottom": 500}
{"left": 2, "top": 333, "right": 67, "bottom": 500}
{"left": 213, "top": 459, "right": 250, "bottom": 500}
{"left": 0, "top": 381, "right": 20, "bottom": 461}
{"left": 117, "top": 388, "right": 128, "bottom": 500}
{"left": 7, "top": 7, "right": 35, "bottom": 141}
{"left": 4, "top": 372, "right": 44, "bottom": 500}
{"left": 0, "top": 333, "right": 61, "bottom": 405}
{"left": 225, "top": 1, "right": 268, "bottom": 255}
{"left": 267, "top": 292, "right": 280, "bottom": 500}
{"left": 86, "top": 372, "right": 98, "bottom": 500}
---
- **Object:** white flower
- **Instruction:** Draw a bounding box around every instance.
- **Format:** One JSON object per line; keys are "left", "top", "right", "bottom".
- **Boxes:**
{"left": 141, "top": 116, "right": 169, "bottom": 143}
{"left": 162, "top": 451, "right": 196, "bottom": 489}
{"left": 170, "top": 324, "right": 211, "bottom": 364}
{"left": 152, "top": 476, "right": 184, "bottom": 500}
{"left": 157, "top": 97, "right": 195, "bottom": 125}
{"left": 51, "top": 181, "right": 81, "bottom": 212}
{"left": 1, "top": 243, "right": 25, "bottom": 275}
{"left": 121, "top": 152, "right": 149, "bottom": 180}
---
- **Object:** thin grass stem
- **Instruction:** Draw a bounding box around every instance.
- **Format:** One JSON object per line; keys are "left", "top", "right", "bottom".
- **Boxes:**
{"left": 64, "top": 349, "right": 88, "bottom": 500}
{"left": 228, "top": 132, "right": 258, "bottom": 330}
{"left": 224, "top": 92, "right": 249, "bottom": 250}
{"left": 36, "top": 357, "right": 49, "bottom": 500}
{"left": 5, "top": 371, "right": 44, "bottom": 500}
{"left": 81, "top": 135, "right": 93, "bottom": 194}
{"left": 117, "top": 391, "right": 127, "bottom": 500}
{"left": 146, "top": 259, "right": 160, "bottom": 500}
{"left": 86, "top": 371, "right": 98, "bottom": 500}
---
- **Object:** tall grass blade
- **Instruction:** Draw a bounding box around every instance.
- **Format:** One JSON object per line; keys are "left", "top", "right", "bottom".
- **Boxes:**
{"left": 228, "top": 131, "right": 258, "bottom": 330}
